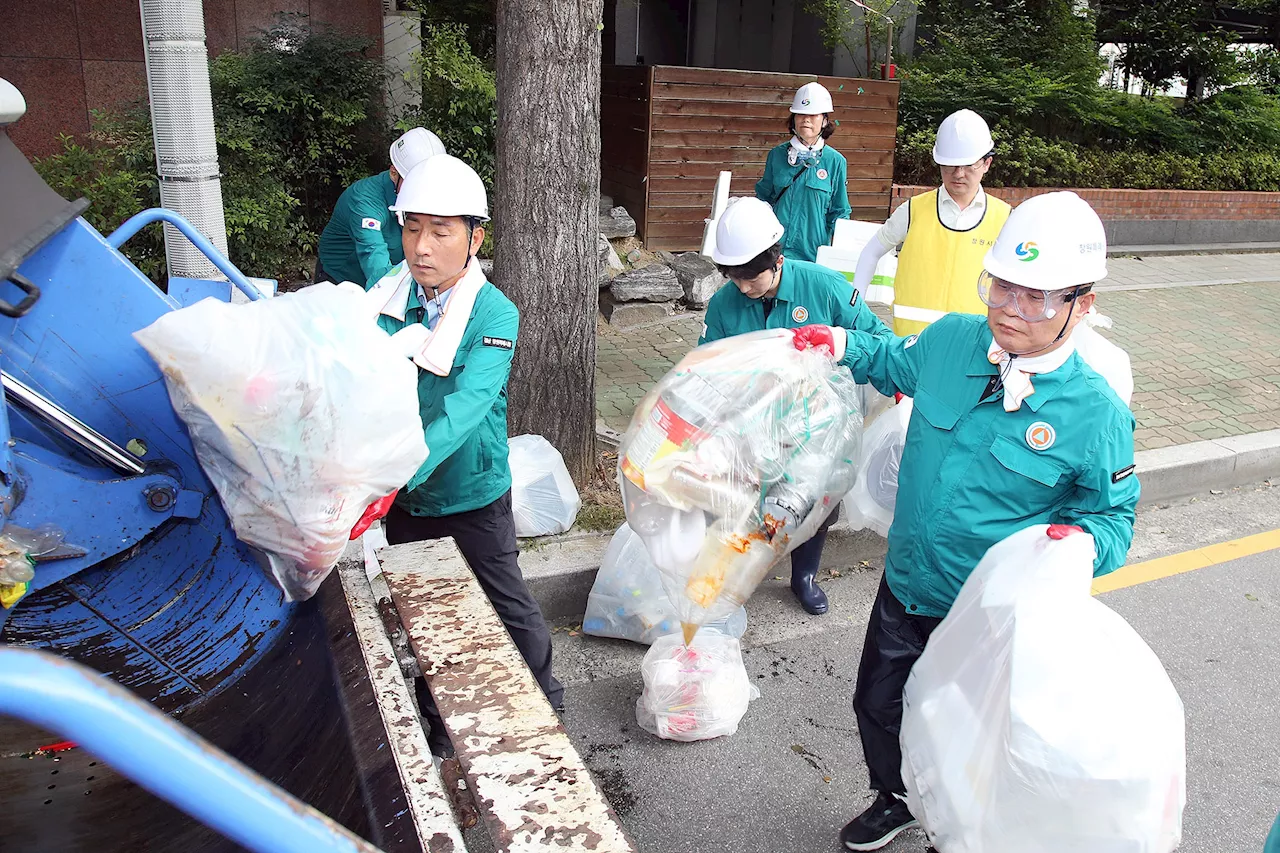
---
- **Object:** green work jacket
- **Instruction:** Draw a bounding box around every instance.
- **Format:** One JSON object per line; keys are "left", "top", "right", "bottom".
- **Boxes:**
{"left": 371, "top": 263, "right": 517, "bottom": 517}
{"left": 755, "top": 143, "right": 851, "bottom": 262}
{"left": 839, "top": 313, "right": 1140, "bottom": 618}
{"left": 698, "top": 258, "right": 890, "bottom": 344}
{"left": 319, "top": 171, "right": 402, "bottom": 288}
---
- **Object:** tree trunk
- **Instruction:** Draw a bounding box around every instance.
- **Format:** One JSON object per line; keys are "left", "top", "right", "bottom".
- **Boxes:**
{"left": 494, "top": 0, "right": 603, "bottom": 484}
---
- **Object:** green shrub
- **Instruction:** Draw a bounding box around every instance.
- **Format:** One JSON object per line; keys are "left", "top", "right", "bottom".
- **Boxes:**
{"left": 210, "top": 16, "right": 387, "bottom": 245}
{"left": 398, "top": 21, "right": 497, "bottom": 195}
{"left": 33, "top": 110, "right": 166, "bottom": 281}
{"left": 34, "top": 17, "right": 388, "bottom": 284}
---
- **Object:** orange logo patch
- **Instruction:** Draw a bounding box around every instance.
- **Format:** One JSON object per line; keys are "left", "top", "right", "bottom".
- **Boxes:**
{"left": 792, "top": 306, "right": 809, "bottom": 323}
{"left": 1025, "top": 421, "right": 1056, "bottom": 451}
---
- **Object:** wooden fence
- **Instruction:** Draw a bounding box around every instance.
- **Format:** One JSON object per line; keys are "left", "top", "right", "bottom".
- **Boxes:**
{"left": 601, "top": 65, "right": 900, "bottom": 252}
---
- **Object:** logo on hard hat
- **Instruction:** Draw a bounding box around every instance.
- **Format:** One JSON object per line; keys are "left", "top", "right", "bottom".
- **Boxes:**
{"left": 792, "top": 306, "right": 809, "bottom": 323}
{"left": 1015, "top": 241, "right": 1040, "bottom": 262}
{"left": 801, "top": 98, "right": 811, "bottom": 106}
{"left": 1026, "top": 421, "right": 1056, "bottom": 451}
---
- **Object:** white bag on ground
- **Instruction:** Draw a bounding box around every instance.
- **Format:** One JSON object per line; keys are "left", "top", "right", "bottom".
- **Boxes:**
{"left": 134, "top": 283, "right": 428, "bottom": 601}
{"left": 901, "top": 525, "right": 1186, "bottom": 853}
{"left": 584, "top": 524, "right": 746, "bottom": 645}
{"left": 843, "top": 399, "right": 911, "bottom": 538}
{"left": 509, "top": 434, "right": 582, "bottom": 537}
{"left": 636, "top": 630, "right": 759, "bottom": 742}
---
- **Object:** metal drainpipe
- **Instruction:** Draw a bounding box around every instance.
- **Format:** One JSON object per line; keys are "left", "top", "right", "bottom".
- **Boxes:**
{"left": 138, "top": 0, "right": 228, "bottom": 280}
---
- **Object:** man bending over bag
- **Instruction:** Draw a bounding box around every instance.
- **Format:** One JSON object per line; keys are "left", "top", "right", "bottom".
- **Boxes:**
{"left": 792, "top": 191, "right": 1140, "bottom": 851}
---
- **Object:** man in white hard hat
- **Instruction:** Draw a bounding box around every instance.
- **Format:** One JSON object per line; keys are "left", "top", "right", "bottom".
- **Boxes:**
{"left": 365, "top": 154, "right": 564, "bottom": 757}
{"left": 755, "top": 82, "right": 852, "bottom": 263}
{"left": 315, "top": 127, "right": 447, "bottom": 287}
{"left": 852, "top": 109, "right": 1011, "bottom": 336}
{"left": 793, "top": 192, "right": 1138, "bottom": 850}
{"left": 700, "top": 197, "right": 891, "bottom": 615}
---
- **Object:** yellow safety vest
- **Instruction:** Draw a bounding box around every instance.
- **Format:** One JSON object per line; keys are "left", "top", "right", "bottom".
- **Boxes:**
{"left": 892, "top": 189, "right": 1011, "bottom": 337}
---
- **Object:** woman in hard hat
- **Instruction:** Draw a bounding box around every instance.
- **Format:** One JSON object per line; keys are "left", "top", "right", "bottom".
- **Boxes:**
{"left": 316, "top": 126, "right": 446, "bottom": 287}
{"left": 793, "top": 192, "right": 1138, "bottom": 850}
{"left": 755, "top": 82, "right": 851, "bottom": 264}
{"left": 700, "top": 197, "right": 891, "bottom": 615}
{"left": 360, "top": 154, "right": 564, "bottom": 758}
{"left": 852, "top": 109, "right": 1011, "bottom": 336}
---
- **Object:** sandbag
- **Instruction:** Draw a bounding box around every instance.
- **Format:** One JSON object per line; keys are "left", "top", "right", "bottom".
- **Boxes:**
{"left": 901, "top": 525, "right": 1186, "bottom": 853}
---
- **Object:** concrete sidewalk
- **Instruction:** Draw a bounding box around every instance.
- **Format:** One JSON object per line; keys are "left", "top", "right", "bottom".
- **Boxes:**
{"left": 596, "top": 252, "right": 1280, "bottom": 452}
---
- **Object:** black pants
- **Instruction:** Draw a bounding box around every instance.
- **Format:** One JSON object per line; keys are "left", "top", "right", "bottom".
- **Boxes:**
{"left": 853, "top": 573, "right": 942, "bottom": 795}
{"left": 789, "top": 504, "right": 840, "bottom": 577}
{"left": 386, "top": 491, "right": 564, "bottom": 755}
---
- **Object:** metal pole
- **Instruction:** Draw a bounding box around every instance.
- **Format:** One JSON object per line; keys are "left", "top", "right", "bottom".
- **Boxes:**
{"left": 885, "top": 20, "right": 894, "bottom": 79}
{"left": 138, "top": 0, "right": 229, "bottom": 281}
{"left": 0, "top": 648, "right": 384, "bottom": 853}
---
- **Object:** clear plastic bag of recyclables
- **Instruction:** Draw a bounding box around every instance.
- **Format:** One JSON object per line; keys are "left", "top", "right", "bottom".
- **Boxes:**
{"left": 636, "top": 630, "right": 759, "bottom": 742}
{"left": 618, "top": 329, "right": 863, "bottom": 643}
{"left": 901, "top": 525, "right": 1186, "bottom": 853}
{"left": 584, "top": 523, "right": 746, "bottom": 646}
{"left": 135, "top": 283, "right": 428, "bottom": 601}
{"left": 509, "top": 434, "right": 582, "bottom": 537}
{"left": 842, "top": 398, "right": 911, "bottom": 538}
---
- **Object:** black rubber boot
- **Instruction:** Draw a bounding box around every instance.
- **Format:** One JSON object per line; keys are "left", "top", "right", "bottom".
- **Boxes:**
{"left": 789, "top": 531, "right": 829, "bottom": 615}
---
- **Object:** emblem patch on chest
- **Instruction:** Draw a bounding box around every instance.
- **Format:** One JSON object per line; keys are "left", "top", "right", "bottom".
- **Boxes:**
{"left": 1025, "top": 421, "right": 1056, "bottom": 451}
{"left": 816, "top": 168, "right": 828, "bottom": 180}
{"left": 792, "top": 305, "right": 809, "bottom": 323}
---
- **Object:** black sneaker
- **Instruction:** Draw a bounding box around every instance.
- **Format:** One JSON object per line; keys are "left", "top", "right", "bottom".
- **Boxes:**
{"left": 839, "top": 792, "right": 919, "bottom": 850}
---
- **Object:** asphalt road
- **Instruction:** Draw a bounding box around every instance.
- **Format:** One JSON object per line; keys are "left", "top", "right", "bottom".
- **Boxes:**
{"left": 545, "top": 480, "right": 1280, "bottom": 853}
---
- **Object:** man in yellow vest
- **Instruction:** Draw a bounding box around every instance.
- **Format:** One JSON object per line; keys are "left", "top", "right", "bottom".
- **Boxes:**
{"left": 852, "top": 109, "right": 1011, "bottom": 336}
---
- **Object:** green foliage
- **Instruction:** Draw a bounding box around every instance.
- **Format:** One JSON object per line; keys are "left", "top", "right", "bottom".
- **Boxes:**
{"left": 33, "top": 18, "right": 388, "bottom": 283}
{"left": 33, "top": 110, "right": 166, "bottom": 281}
{"left": 803, "top": 0, "right": 916, "bottom": 78}
{"left": 398, "top": 21, "right": 497, "bottom": 194}
{"left": 211, "top": 16, "right": 386, "bottom": 241}
{"left": 898, "top": 0, "right": 1280, "bottom": 192}
{"left": 1099, "top": 0, "right": 1246, "bottom": 99}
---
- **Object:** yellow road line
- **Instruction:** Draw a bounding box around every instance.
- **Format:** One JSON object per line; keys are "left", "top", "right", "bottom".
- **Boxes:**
{"left": 1092, "top": 528, "right": 1280, "bottom": 595}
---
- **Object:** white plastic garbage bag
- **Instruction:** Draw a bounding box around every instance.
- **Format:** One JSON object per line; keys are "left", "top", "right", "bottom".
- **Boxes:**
{"left": 509, "top": 434, "right": 582, "bottom": 537}
{"left": 134, "top": 283, "right": 428, "bottom": 601}
{"left": 618, "top": 329, "right": 864, "bottom": 643}
{"left": 636, "top": 630, "right": 759, "bottom": 742}
{"left": 584, "top": 524, "right": 746, "bottom": 645}
{"left": 901, "top": 525, "right": 1186, "bottom": 853}
{"left": 1075, "top": 313, "right": 1134, "bottom": 406}
{"left": 843, "top": 399, "right": 911, "bottom": 538}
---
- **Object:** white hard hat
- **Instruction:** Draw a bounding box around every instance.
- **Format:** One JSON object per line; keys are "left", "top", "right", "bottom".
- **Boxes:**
{"left": 711, "top": 197, "right": 785, "bottom": 266}
{"left": 983, "top": 191, "right": 1108, "bottom": 290}
{"left": 790, "top": 82, "right": 834, "bottom": 115}
{"left": 389, "top": 154, "right": 490, "bottom": 223}
{"left": 389, "top": 127, "right": 446, "bottom": 176}
{"left": 932, "top": 109, "right": 995, "bottom": 166}
{"left": 0, "top": 77, "right": 27, "bottom": 126}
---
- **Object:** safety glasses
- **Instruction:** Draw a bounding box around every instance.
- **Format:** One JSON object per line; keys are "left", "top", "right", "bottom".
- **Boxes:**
{"left": 977, "top": 272, "right": 1080, "bottom": 322}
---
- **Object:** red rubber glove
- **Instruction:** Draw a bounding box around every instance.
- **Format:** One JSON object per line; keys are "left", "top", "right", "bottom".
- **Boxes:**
{"left": 1046, "top": 524, "right": 1084, "bottom": 540}
{"left": 351, "top": 490, "right": 398, "bottom": 540}
{"left": 791, "top": 325, "right": 840, "bottom": 357}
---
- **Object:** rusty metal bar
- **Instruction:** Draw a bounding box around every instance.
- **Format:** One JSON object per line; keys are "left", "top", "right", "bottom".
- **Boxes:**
{"left": 331, "top": 555, "right": 467, "bottom": 853}
{"left": 382, "top": 539, "right": 639, "bottom": 853}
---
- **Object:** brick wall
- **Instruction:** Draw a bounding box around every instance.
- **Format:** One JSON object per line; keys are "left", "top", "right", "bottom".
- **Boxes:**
{"left": 891, "top": 185, "right": 1280, "bottom": 222}
{"left": 0, "top": 0, "right": 383, "bottom": 159}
